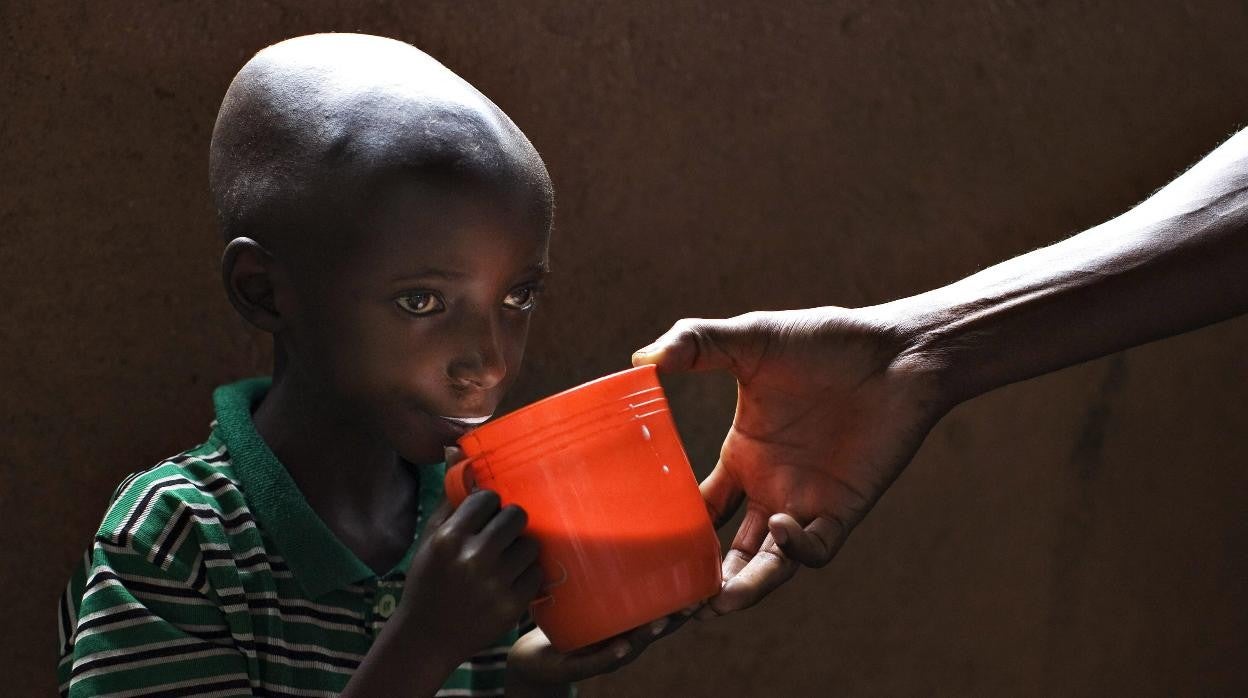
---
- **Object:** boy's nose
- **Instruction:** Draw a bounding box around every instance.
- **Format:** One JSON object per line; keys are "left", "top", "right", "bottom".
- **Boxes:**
{"left": 446, "top": 316, "right": 507, "bottom": 391}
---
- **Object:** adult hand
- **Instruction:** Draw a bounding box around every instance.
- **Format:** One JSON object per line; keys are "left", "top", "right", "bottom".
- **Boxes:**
{"left": 630, "top": 128, "right": 1248, "bottom": 619}
{"left": 633, "top": 306, "right": 948, "bottom": 615}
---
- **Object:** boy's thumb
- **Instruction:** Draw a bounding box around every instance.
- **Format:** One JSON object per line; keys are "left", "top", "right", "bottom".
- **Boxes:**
{"left": 444, "top": 445, "right": 466, "bottom": 465}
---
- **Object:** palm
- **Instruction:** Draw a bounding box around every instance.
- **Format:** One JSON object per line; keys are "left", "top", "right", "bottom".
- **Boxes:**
{"left": 716, "top": 307, "right": 936, "bottom": 529}
{"left": 636, "top": 306, "right": 945, "bottom": 613}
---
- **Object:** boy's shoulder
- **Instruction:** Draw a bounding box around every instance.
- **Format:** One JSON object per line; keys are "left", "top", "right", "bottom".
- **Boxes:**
{"left": 94, "top": 433, "right": 249, "bottom": 562}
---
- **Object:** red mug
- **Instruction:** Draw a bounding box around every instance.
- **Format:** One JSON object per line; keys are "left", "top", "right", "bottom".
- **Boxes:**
{"left": 444, "top": 365, "right": 722, "bottom": 651}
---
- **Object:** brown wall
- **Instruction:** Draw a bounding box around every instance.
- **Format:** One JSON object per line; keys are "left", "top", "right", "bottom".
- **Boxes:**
{"left": 5, "top": 2, "right": 1248, "bottom": 695}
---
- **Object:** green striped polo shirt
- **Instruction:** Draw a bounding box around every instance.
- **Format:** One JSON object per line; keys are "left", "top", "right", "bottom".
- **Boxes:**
{"left": 57, "top": 377, "right": 521, "bottom": 697}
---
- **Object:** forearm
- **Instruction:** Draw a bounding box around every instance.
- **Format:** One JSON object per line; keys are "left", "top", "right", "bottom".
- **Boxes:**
{"left": 883, "top": 127, "right": 1248, "bottom": 406}
{"left": 504, "top": 674, "right": 573, "bottom": 698}
{"left": 341, "top": 615, "right": 459, "bottom": 698}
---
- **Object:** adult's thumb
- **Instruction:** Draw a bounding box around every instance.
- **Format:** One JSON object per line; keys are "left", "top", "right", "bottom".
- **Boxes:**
{"left": 631, "top": 316, "right": 755, "bottom": 375}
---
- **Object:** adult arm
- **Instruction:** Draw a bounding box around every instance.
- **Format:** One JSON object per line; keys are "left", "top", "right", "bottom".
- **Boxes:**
{"left": 633, "top": 126, "right": 1248, "bottom": 615}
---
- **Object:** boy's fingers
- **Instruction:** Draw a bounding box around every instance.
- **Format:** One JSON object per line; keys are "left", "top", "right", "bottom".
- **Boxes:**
{"left": 512, "top": 562, "right": 543, "bottom": 600}
{"left": 769, "top": 513, "right": 844, "bottom": 569}
{"left": 633, "top": 611, "right": 689, "bottom": 641}
{"left": 444, "top": 489, "right": 500, "bottom": 535}
{"left": 621, "top": 621, "right": 661, "bottom": 652}
{"left": 561, "top": 637, "right": 637, "bottom": 678}
{"left": 533, "top": 613, "right": 690, "bottom": 684}
{"left": 444, "top": 445, "right": 466, "bottom": 465}
{"left": 500, "top": 536, "right": 541, "bottom": 580}
{"left": 474, "top": 504, "right": 528, "bottom": 555}
{"left": 422, "top": 500, "right": 455, "bottom": 531}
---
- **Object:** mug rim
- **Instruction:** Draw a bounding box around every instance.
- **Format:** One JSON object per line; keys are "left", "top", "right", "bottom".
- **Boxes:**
{"left": 458, "top": 364, "right": 659, "bottom": 452}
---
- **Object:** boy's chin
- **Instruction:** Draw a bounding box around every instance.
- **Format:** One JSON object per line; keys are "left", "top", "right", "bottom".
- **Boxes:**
{"left": 394, "top": 441, "right": 452, "bottom": 467}
{"left": 385, "top": 408, "right": 484, "bottom": 465}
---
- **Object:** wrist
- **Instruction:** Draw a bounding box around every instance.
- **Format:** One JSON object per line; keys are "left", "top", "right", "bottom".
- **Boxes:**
{"left": 386, "top": 604, "right": 463, "bottom": 680}
{"left": 340, "top": 609, "right": 460, "bottom": 697}
{"left": 865, "top": 296, "right": 968, "bottom": 414}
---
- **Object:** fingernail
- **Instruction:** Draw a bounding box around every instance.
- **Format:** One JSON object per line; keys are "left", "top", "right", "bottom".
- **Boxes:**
{"left": 614, "top": 641, "right": 630, "bottom": 659}
{"left": 650, "top": 618, "right": 668, "bottom": 636}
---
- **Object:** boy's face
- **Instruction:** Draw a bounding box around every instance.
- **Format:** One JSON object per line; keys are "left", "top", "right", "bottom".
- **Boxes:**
{"left": 281, "top": 176, "right": 551, "bottom": 464}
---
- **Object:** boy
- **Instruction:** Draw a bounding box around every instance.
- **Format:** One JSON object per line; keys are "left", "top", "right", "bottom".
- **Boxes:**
{"left": 57, "top": 33, "right": 677, "bottom": 697}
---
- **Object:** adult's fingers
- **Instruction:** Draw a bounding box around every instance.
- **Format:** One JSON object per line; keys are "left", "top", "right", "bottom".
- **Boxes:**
{"left": 699, "top": 463, "right": 745, "bottom": 530}
{"left": 708, "top": 532, "right": 800, "bottom": 615}
{"left": 719, "top": 504, "right": 770, "bottom": 583}
{"left": 631, "top": 317, "right": 752, "bottom": 375}
{"left": 695, "top": 506, "right": 777, "bottom": 619}
{"left": 769, "top": 514, "right": 845, "bottom": 569}
{"left": 443, "top": 489, "right": 500, "bottom": 535}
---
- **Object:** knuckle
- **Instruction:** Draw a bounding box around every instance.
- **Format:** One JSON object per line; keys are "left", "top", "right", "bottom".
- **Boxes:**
{"left": 671, "top": 317, "right": 703, "bottom": 336}
{"left": 456, "top": 547, "right": 483, "bottom": 571}
{"left": 505, "top": 504, "right": 528, "bottom": 528}
{"left": 469, "top": 489, "right": 501, "bottom": 508}
{"left": 430, "top": 528, "right": 458, "bottom": 552}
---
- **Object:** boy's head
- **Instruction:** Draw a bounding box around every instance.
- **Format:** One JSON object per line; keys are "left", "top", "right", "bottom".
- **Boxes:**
{"left": 210, "top": 33, "right": 553, "bottom": 463}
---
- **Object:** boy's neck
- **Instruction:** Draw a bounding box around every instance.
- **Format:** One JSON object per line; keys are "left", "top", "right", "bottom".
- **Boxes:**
{"left": 252, "top": 365, "right": 423, "bottom": 573}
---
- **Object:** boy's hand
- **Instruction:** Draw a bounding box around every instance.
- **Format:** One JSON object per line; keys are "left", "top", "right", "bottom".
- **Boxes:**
{"left": 504, "top": 611, "right": 693, "bottom": 696}
{"left": 395, "top": 490, "right": 543, "bottom": 667}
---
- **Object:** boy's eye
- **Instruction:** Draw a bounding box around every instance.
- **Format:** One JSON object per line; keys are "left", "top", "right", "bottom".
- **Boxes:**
{"left": 503, "top": 286, "right": 540, "bottom": 310}
{"left": 395, "top": 292, "right": 445, "bottom": 316}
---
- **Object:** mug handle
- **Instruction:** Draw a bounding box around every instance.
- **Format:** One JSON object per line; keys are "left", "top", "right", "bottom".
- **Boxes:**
{"left": 443, "top": 457, "right": 477, "bottom": 506}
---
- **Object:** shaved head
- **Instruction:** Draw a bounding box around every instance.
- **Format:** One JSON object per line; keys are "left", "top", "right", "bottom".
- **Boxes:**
{"left": 209, "top": 33, "right": 553, "bottom": 257}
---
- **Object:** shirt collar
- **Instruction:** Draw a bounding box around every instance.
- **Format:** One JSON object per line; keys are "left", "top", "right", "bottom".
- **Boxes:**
{"left": 211, "top": 377, "right": 446, "bottom": 598}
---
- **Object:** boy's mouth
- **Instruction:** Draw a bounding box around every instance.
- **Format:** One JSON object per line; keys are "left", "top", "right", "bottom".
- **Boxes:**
{"left": 432, "top": 413, "right": 493, "bottom": 442}
{"left": 438, "top": 414, "right": 492, "bottom": 426}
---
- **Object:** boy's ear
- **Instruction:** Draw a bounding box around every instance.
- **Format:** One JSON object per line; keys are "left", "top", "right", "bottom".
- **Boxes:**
{"left": 222, "top": 237, "right": 282, "bottom": 333}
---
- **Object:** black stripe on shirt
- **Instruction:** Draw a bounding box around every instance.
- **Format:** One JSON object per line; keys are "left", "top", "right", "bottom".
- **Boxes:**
{"left": 74, "top": 606, "right": 155, "bottom": 635}
{"left": 245, "top": 596, "right": 365, "bottom": 627}
{"left": 130, "top": 676, "right": 252, "bottom": 697}
{"left": 69, "top": 638, "right": 230, "bottom": 679}
{"left": 116, "top": 475, "right": 236, "bottom": 546}
{"left": 150, "top": 505, "right": 194, "bottom": 569}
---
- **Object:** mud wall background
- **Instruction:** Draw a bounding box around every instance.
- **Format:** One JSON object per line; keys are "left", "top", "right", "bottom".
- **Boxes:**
{"left": 4, "top": 2, "right": 1247, "bottom": 695}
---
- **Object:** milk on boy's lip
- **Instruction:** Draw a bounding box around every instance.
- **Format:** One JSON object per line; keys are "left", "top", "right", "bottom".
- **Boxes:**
{"left": 439, "top": 414, "right": 492, "bottom": 426}
{"left": 434, "top": 413, "right": 492, "bottom": 437}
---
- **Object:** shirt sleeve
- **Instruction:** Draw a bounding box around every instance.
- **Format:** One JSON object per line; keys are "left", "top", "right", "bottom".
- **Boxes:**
{"left": 57, "top": 492, "right": 253, "bottom": 697}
